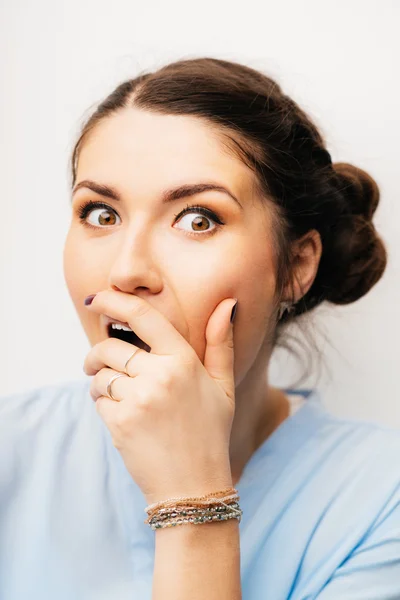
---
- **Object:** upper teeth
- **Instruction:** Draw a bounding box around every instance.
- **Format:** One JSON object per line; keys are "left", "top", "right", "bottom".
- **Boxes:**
{"left": 111, "top": 323, "right": 133, "bottom": 332}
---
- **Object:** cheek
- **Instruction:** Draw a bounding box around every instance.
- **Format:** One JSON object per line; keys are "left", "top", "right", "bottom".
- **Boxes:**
{"left": 232, "top": 275, "right": 276, "bottom": 384}
{"left": 183, "top": 249, "right": 276, "bottom": 379}
{"left": 63, "top": 233, "right": 106, "bottom": 346}
{"left": 63, "top": 229, "right": 106, "bottom": 311}
{"left": 63, "top": 230, "right": 87, "bottom": 303}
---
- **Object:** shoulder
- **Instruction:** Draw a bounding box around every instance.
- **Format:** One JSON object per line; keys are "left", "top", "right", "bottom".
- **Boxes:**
{"left": 0, "top": 377, "right": 93, "bottom": 438}
{"left": 289, "top": 396, "right": 400, "bottom": 598}
{"left": 279, "top": 390, "right": 400, "bottom": 517}
{"left": 291, "top": 393, "right": 400, "bottom": 539}
{"left": 0, "top": 378, "right": 101, "bottom": 491}
{"left": 296, "top": 390, "right": 400, "bottom": 462}
{"left": 0, "top": 377, "right": 91, "bottom": 407}
{"left": 316, "top": 398, "right": 400, "bottom": 466}
{"left": 260, "top": 393, "right": 400, "bottom": 597}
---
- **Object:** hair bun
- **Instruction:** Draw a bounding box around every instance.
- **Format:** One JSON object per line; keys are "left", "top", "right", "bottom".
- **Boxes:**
{"left": 332, "top": 162, "right": 380, "bottom": 221}
{"left": 317, "top": 161, "right": 387, "bottom": 306}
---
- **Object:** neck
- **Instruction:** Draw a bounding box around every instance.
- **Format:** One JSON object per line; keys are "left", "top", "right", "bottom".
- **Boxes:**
{"left": 228, "top": 352, "right": 290, "bottom": 487}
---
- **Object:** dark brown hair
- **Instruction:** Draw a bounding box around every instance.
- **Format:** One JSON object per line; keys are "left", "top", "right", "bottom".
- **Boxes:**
{"left": 70, "top": 57, "right": 387, "bottom": 384}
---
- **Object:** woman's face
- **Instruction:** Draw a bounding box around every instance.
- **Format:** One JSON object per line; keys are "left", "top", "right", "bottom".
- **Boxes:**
{"left": 63, "top": 108, "right": 278, "bottom": 384}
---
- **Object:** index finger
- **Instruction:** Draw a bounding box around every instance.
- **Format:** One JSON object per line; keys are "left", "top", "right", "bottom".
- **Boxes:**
{"left": 87, "top": 290, "right": 190, "bottom": 357}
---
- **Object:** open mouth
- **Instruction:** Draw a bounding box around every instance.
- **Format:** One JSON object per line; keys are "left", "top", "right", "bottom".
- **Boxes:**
{"left": 107, "top": 324, "right": 151, "bottom": 353}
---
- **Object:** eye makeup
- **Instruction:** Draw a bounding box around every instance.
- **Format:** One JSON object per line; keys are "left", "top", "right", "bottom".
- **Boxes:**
{"left": 76, "top": 200, "right": 226, "bottom": 239}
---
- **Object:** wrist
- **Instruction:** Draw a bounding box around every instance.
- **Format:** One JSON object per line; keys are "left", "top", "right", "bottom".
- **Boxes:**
{"left": 144, "top": 474, "right": 234, "bottom": 506}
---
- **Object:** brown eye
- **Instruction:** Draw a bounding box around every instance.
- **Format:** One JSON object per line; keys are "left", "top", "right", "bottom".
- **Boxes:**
{"left": 90, "top": 208, "right": 118, "bottom": 227}
{"left": 173, "top": 204, "right": 224, "bottom": 238}
{"left": 77, "top": 201, "right": 121, "bottom": 228}
{"left": 175, "top": 213, "right": 214, "bottom": 233}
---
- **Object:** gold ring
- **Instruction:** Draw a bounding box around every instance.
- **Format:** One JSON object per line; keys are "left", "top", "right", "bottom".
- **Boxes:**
{"left": 107, "top": 373, "right": 127, "bottom": 402}
{"left": 124, "top": 347, "right": 141, "bottom": 375}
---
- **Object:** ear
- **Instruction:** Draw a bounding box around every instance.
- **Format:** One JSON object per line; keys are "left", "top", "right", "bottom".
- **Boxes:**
{"left": 282, "top": 229, "right": 323, "bottom": 302}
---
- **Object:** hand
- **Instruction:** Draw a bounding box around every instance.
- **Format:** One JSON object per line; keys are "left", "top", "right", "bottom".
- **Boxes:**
{"left": 83, "top": 290, "right": 238, "bottom": 505}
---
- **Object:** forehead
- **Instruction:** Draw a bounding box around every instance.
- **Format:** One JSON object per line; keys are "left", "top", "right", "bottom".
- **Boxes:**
{"left": 76, "top": 108, "right": 257, "bottom": 199}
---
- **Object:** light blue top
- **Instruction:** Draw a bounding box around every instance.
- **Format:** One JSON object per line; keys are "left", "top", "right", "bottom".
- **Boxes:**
{"left": 1, "top": 378, "right": 400, "bottom": 599}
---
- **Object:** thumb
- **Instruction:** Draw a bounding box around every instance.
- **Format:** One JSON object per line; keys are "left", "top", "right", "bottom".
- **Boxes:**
{"left": 203, "top": 298, "right": 238, "bottom": 401}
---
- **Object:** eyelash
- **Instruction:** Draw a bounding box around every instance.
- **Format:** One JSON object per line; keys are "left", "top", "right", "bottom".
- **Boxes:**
{"left": 76, "top": 200, "right": 225, "bottom": 238}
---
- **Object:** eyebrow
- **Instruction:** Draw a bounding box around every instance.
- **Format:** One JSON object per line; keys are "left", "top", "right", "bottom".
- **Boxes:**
{"left": 71, "top": 179, "right": 242, "bottom": 209}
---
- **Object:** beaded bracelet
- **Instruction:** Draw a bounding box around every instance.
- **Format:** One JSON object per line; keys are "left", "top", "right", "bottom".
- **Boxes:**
{"left": 144, "top": 486, "right": 243, "bottom": 530}
{"left": 147, "top": 501, "right": 243, "bottom": 530}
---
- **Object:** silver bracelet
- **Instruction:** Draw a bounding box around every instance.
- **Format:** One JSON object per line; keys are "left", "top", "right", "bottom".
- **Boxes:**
{"left": 147, "top": 500, "right": 243, "bottom": 530}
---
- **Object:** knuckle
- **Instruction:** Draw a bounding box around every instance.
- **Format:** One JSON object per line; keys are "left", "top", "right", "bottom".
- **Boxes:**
{"left": 95, "top": 396, "right": 105, "bottom": 413}
{"left": 113, "top": 411, "right": 134, "bottom": 439}
{"left": 85, "top": 339, "right": 118, "bottom": 374}
{"left": 135, "top": 390, "right": 155, "bottom": 412}
{"left": 157, "top": 366, "right": 180, "bottom": 391}
{"left": 90, "top": 377, "right": 99, "bottom": 400}
{"left": 128, "top": 299, "right": 152, "bottom": 320}
{"left": 113, "top": 411, "right": 128, "bottom": 430}
{"left": 89, "top": 343, "right": 104, "bottom": 365}
{"left": 155, "top": 355, "right": 196, "bottom": 391}
{"left": 135, "top": 384, "right": 169, "bottom": 411}
{"left": 155, "top": 366, "right": 175, "bottom": 388}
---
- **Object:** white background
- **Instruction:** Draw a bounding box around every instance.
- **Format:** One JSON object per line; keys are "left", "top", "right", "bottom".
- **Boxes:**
{"left": 1, "top": 0, "right": 399, "bottom": 427}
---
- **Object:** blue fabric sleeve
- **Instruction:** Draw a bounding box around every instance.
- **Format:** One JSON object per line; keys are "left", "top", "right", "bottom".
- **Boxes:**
{"left": 315, "top": 488, "right": 400, "bottom": 600}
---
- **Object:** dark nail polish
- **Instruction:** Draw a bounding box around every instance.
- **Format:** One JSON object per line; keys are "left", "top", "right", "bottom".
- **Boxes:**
{"left": 84, "top": 294, "right": 96, "bottom": 306}
{"left": 230, "top": 300, "right": 238, "bottom": 324}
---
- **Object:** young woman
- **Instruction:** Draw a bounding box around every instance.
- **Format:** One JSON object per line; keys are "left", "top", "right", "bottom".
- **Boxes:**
{"left": 1, "top": 56, "right": 398, "bottom": 600}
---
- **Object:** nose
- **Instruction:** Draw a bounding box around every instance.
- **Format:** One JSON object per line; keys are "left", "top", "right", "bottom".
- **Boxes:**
{"left": 107, "top": 229, "right": 163, "bottom": 295}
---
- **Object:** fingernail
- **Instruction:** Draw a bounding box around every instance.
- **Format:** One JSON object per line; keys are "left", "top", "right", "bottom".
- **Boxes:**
{"left": 84, "top": 294, "right": 96, "bottom": 306}
{"left": 230, "top": 299, "right": 238, "bottom": 324}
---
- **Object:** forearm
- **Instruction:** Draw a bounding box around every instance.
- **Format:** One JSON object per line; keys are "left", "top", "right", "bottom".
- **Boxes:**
{"left": 152, "top": 518, "right": 242, "bottom": 600}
